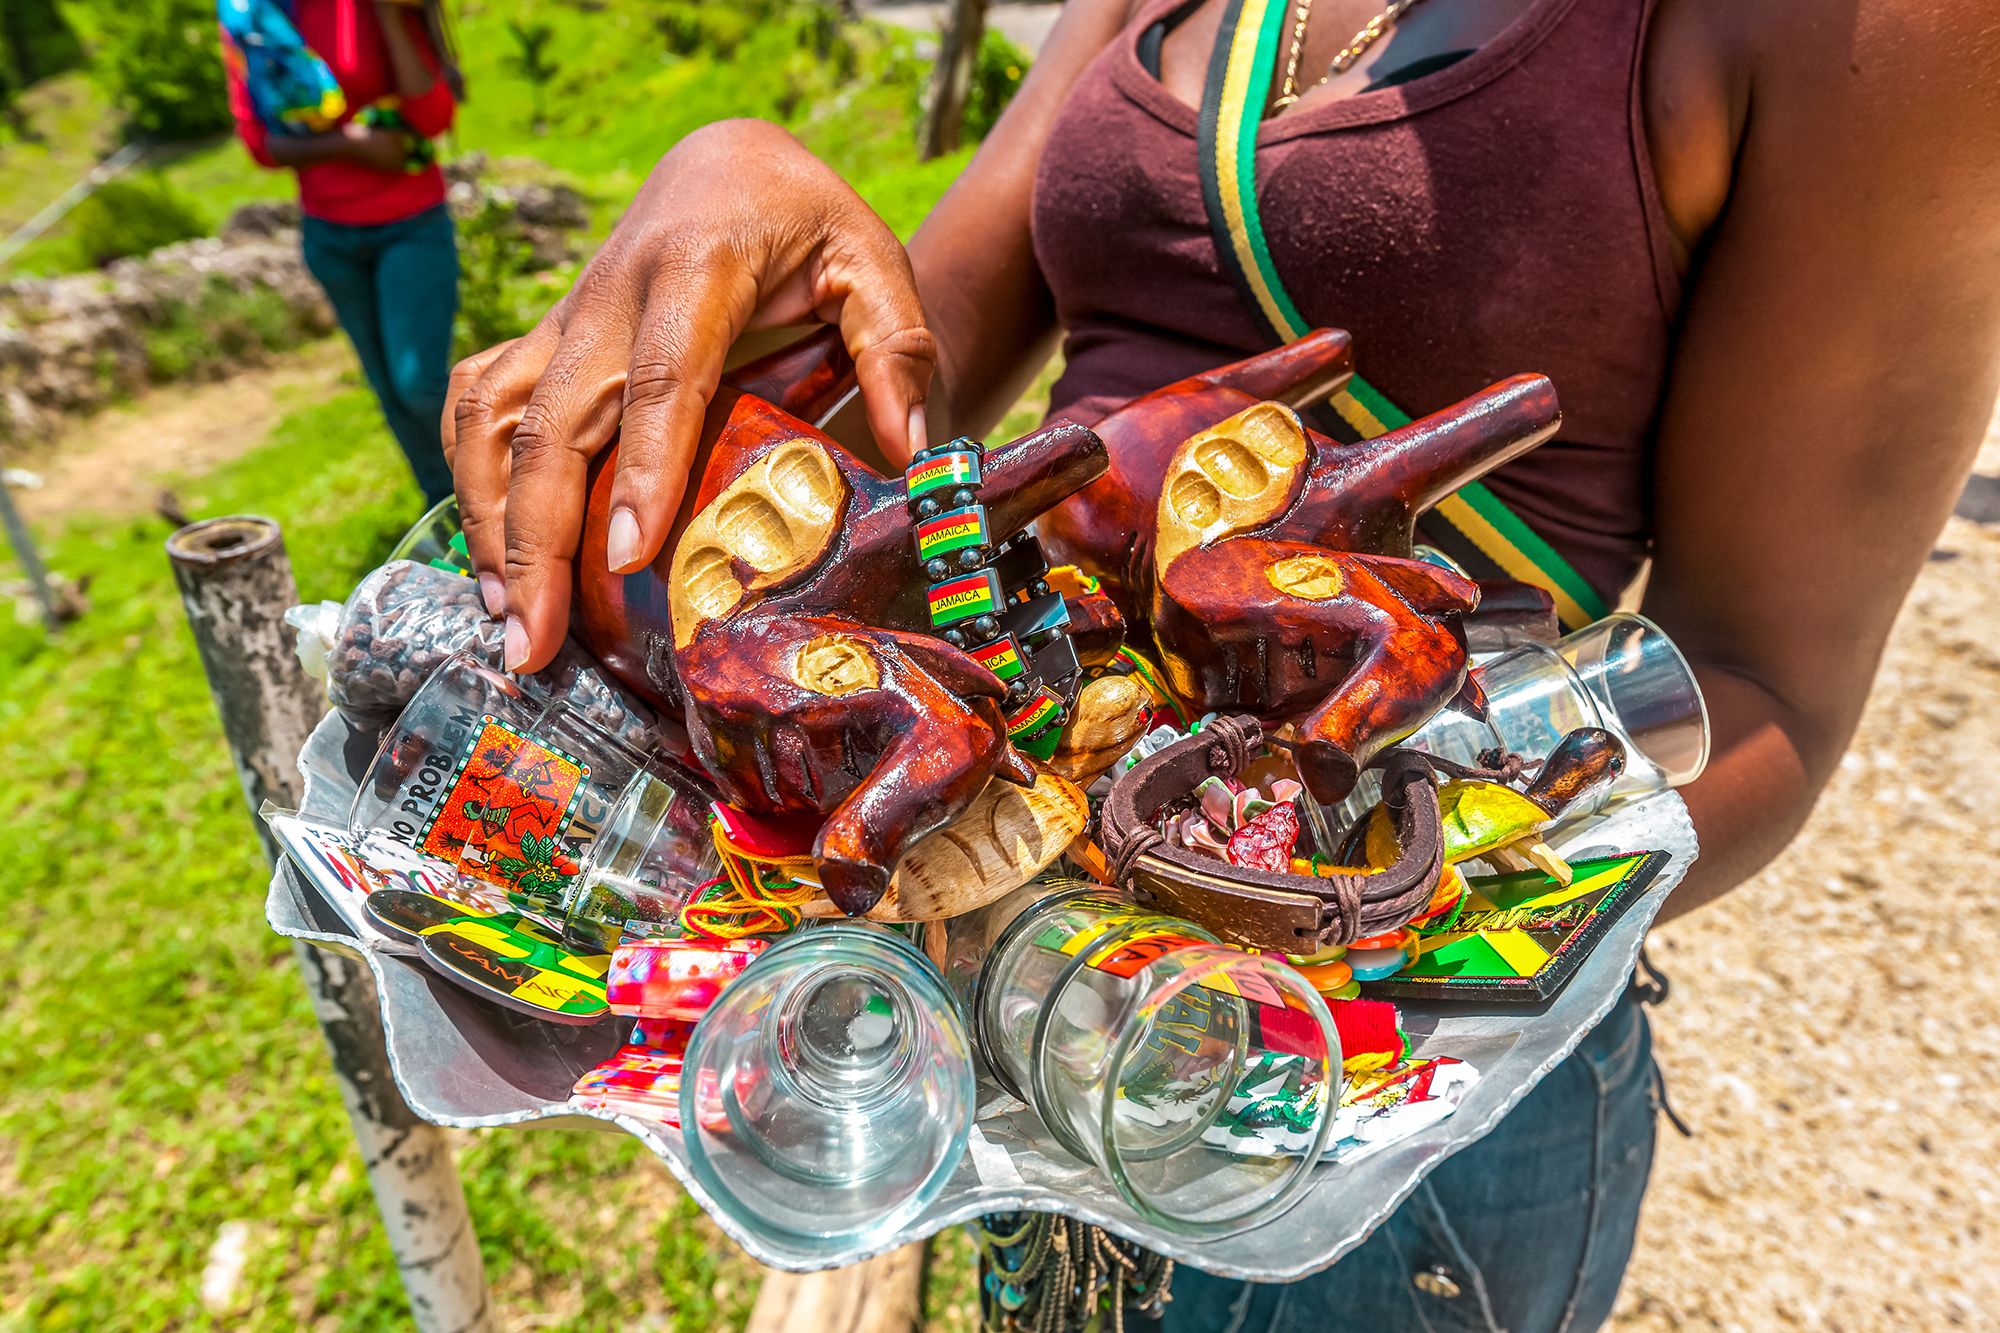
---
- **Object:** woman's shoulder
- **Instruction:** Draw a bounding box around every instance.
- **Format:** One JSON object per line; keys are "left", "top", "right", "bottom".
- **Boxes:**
{"left": 1648, "top": 0, "right": 1999, "bottom": 261}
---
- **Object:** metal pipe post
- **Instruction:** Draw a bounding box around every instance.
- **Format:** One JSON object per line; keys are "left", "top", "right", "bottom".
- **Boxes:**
{"left": 0, "top": 468, "right": 61, "bottom": 633}
{"left": 167, "top": 516, "right": 494, "bottom": 1332}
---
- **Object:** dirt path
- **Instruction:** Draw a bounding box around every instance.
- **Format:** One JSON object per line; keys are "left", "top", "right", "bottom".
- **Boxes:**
{"left": 1612, "top": 431, "right": 2000, "bottom": 1329}
{"left": 7, "top": 339, "right": 356, "bottom": 525}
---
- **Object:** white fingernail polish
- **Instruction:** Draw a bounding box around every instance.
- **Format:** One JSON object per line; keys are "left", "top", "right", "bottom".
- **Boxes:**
{"left": 606, "top": 507, "right": 643, "bottom": 571}
{"left": 478, "top": 572, "right": 506, "bottom": 617}
{"left": 503, "top": 616, "right": 530, "bottom": 672}
{"left": 907, "top": 403, "right": 929, "bottom": 454}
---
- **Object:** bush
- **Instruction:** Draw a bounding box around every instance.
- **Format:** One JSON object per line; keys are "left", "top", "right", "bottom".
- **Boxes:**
{"left": 655, "top": 1, "right": 753, "bottom": 60}
{"left": 962, "top": 27, "right": 1029, "bottom": 143}
{"left": 2, "top": 0, "right": 84, "bottom": 85}
{"left": 70, "top": 175, "right": 206, "bottom": 267}
{"left": 453, "top": 197, "right": 544, "bottom": 358}
{"left": 96, "top": 0, "right": 233, "bottom": 141}
{"left": 143, "top": 273, "right": 319, "bottom": 381}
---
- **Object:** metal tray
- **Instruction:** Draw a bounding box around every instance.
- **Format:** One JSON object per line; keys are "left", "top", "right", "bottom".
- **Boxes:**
{"left": 268, "top": 710, "right": 1697, "bottom": 1277}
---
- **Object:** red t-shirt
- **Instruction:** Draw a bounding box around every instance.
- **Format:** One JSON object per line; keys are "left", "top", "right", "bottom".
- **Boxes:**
{"left": 224, "top": 0, "right": 456, "bottom": 226}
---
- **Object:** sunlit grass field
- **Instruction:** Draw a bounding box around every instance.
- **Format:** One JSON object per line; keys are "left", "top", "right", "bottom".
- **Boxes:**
{"left": 0, "top": 0, "right": 1027, "bottom": 1323}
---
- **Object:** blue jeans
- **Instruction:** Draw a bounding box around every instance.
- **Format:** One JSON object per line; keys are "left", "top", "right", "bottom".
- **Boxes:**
{"left": 1162, "top": 989, "right": 1659, "bottom": 1333}
{"left": 301, "top": 205, "right": 460, "bottom": 506}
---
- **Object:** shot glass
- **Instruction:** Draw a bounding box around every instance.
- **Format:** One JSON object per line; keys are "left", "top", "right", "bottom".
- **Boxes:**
{"left": 350, "top": 651, "right": 708, "bottom": 942}
{"left": 387, "top": 494, "right": 474, "bottom": 575}
{"left": 679, "top": 923, "right": 977, "bottom": 1261}
{"left": 978, "top": 885, "right": 1342, "bottom": 1235}
{"left": 1423, "top": 613, "right": 1707, "bottom": 806}
{"left": 1332, "top": 613, "right": 1710, "bottom": 828}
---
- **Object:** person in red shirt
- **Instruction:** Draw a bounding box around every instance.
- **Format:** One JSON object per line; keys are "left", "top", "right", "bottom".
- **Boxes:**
{"left": 223, "top": 0, "right": 463, "bottom": 505}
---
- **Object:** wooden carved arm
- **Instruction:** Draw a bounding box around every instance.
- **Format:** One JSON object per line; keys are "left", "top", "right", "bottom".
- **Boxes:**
{"left": 570, "top": 334, "right": 1109, "bottom": 913}
{"left": 1146, "top": 379, "right": 1562, "bottom": 802}
{"left": 1038, "top": 329, "right": 1356, "bottom": 608}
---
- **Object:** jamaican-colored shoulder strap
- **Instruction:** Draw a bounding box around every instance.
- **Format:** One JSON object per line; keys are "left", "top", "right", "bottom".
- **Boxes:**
{"left": 1194, "top": 0, "right": 1608, "bottom": 629}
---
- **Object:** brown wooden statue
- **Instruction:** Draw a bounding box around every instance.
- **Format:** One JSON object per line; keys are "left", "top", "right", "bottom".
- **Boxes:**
{"left": 571, "top": 332, "right": 1110, "bottom": 915}
{"left": 1032, "top": 328, "right": 1562, "bottom": 803}
{"left": 1145, "top": 381, "right": 1563, "bottom": 802}
{"left": 1039, "top": 329, "right": 1357, "bottom": 609}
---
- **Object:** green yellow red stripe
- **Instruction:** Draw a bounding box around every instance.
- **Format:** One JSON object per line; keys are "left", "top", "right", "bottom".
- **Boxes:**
{"left": 1199, "top": 3, "right": 1608, "bottom": 631}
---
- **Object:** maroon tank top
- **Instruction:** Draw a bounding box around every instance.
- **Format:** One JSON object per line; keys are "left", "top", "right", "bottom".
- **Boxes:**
{"left": 1031, "top": 0, "right": 1681, "bottom": 604}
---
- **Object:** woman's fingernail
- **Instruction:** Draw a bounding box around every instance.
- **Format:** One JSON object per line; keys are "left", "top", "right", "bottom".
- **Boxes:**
{"left": 606, "top": 507, "right": 643, "bottom": 572}
{"left": 503, "top": 616, "right": 530, "bottom": 672}
{"left": 907, "top": 403, "right": 928, "bottom": 454}
{"left": 478, "top": 572, "right": 506, "bottom": 617}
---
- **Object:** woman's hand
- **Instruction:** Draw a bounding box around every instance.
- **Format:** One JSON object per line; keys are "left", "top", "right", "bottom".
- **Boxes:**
{"left": 338, "top": 122, "right": 409, "bottom": 172}
{"left": 444, "top": 119, "right": 937, "bottom": 674}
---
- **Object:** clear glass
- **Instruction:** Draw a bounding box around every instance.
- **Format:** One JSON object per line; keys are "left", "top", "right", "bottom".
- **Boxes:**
{"left": 387, "top": 494, "right": 473, "bottom": 573}
{"left": 680, "top": 923, "right": 976, "bottom": 1260}
{"left": 350, "top": 651, "right": 707, "bottom": 942}
{"left": 1555, "top": 612, "right": 1709, "bottom": 788}
{"left": 1329, "top": 613, "right": 1711, "bottom": 829}
{"left": 978, "top": 888, "right": 1341, "bottom": 1236}
{"left": 974, "top": 885, "right": 1209, "bottom": 1102}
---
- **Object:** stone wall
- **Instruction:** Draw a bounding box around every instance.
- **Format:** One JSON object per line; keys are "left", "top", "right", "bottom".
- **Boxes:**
{"left": 0, "top": 156, "right": 587, "bottom": 447}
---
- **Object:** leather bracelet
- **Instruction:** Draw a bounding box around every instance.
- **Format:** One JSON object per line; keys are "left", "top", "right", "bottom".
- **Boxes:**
{"left": 1099, "top": 716, "right": 1444, "bottom": 953}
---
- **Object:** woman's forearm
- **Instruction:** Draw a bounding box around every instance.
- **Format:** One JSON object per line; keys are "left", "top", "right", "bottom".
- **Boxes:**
{"left": 265, "top": 131, "right": 357, "bottom": 168}
{"left": 375, "top": 2, "right": 440, "bottom": 100}
{"left": 1654, "top": 664, "right": 1823, "bottom": 922}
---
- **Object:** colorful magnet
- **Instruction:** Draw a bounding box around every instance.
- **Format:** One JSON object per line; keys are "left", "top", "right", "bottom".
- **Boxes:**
{"left": 607, "top": 937, "right": 766, "bottom": 1021}
{"left": 916, "top": 505, "right": 991, "bottom": 562}
{"left": 1006, "top": 683, "right": 1065, "bottom": 739}
{"left": 905, "top": 447, "right": 982, "bottom": 505}
{"left": 928, "top": 569, "right": 1005, "bottom": 628}
{"left": 969, "top": 634, "right": 1029, "bottom": 682}
{"left": 419, "top": 913, "right": 612, "bottom": 1024}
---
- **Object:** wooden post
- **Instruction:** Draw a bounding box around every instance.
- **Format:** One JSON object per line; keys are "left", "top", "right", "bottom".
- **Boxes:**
{"left": 920, "top": 0, "right": 988, "bottom": 160}
{"left": 746, "top": 1243, "right": 927, "bottom": 1333}
{"left": 167, "top": 516, "right": 495, "bottom": 1333}
{"left": 0, "top": 468, "right": 61, "bottom": 633}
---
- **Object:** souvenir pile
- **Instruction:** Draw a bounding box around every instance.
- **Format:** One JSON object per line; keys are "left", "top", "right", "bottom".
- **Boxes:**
{"left": 272, "top": 328, "right": 1706, "bottom": 1326}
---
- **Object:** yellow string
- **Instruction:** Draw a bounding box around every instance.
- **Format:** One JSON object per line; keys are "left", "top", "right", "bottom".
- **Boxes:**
{"left": 1114, "top": 646, "right": 1192, "bottom": 727}
{"left": 680, "top": 820, "right": 823, "bottom": 940}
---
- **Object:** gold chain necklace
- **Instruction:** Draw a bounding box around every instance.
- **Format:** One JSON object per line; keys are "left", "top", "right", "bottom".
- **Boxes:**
{"left": 1274, "top": 0, "right": 1433, "bottom": 109}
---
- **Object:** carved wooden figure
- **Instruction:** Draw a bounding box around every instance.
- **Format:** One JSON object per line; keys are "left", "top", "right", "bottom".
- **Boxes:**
{"left": 572, "top": 331, "right": 1110, "bottom": 915}
{"left": 1145, "top": 380, "right": 1562, "bottom": 802}
{"left": 1039, "top": 329, "right": 1357, "bottom": 608}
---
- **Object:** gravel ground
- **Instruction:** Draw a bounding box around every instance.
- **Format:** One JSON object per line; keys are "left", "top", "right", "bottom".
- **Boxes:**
{"left": 1611, "top": 424, "right": 2000, "bottom": 1330}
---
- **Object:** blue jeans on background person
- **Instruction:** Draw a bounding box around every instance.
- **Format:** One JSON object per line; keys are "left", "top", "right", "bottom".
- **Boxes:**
{"left": 301, "top": 204, "right": 460, "bottom": 506}
{"left": 1160, "top": 988, "right": 1660, "bottom": 1333}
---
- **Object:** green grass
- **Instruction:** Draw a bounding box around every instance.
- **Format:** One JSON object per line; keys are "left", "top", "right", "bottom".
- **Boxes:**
{"left": 2, "top": 0, "right": 971, "bottom": 276}
{"left": 0, "top": 397, "right": 768, "bottom": 1329}
{"left": 0, "top": 1, "right": 1032, "bottom": 1319}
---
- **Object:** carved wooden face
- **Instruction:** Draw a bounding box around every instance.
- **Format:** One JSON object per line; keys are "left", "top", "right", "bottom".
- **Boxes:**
{"left": 1145, "top": 398, "right": 1483, "bottom": 801}
{"left": 1153, "top": 402, "right": 1311, "bottom": 580}
{"left": 667, "top": 437, "right": 849, "bottom": 649}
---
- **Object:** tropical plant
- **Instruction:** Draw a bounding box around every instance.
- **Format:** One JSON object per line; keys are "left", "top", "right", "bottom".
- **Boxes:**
{"left": 95, "top": 0, "right": 233, "bottom": 141}
{"left": 503, "top": 18, "right": 559, "bottom": 134}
